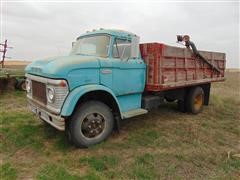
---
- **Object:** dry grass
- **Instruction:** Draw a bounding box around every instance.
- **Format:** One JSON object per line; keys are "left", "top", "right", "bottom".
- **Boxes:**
{"left": 0, "top": 72, "right": 239, "bottom": 179}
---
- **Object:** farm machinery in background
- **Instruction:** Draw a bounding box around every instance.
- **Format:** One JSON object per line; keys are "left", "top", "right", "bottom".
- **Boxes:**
{"left": 0, "top": 39, "right": 26, "bottom": 93}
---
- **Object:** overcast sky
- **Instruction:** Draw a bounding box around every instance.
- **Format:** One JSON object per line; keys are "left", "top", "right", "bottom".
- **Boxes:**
{"left": 1, "top": 0, "right": 239, "bottom": 68}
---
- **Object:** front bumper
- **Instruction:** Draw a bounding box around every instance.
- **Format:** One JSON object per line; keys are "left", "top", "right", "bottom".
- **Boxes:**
{"left": 28, "top": 100, "right": 65, "bottom": 131}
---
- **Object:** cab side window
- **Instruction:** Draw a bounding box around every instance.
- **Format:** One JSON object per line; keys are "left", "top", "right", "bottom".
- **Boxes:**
{"left": 112, "top": 39, "right": 131, "bottom": 59}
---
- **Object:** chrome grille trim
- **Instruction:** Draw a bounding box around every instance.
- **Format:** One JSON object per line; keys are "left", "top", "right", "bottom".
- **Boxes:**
{"left": 32, "top": 80, "right": 47, "bottom": 105}
{"left": 25, "top": 73, "right": 65, "bottom": 85}
{"left": 25, "top": 74, "right": 69, "bottom": 114}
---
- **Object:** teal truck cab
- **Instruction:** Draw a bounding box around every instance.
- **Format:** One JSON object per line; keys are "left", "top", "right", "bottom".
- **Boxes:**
{"left": 25, "top": 29, "right": 225, "bottom": 147}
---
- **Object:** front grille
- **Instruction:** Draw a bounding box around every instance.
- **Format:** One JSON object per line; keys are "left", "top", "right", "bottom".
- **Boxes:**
{"left": 32, "top": 80, "right": 47, "bottom": 105}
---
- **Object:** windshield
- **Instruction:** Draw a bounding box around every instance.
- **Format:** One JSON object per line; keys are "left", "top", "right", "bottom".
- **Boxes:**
{"left": 70, "top": 35, "right": 110, "bottom": 57}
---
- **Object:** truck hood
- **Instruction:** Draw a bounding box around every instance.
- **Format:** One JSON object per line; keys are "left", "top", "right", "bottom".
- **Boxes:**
{"left": 25, "top": 55, "right": 100, "bottom": 78}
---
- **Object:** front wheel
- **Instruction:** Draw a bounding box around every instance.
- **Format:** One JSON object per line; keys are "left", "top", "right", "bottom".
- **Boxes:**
{"left": 68, "top": 101, "right": 114, "bottom": 148}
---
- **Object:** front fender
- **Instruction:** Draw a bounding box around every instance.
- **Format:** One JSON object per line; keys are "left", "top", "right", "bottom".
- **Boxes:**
{"left": 61, "top": 84, "right": 122, "bottom": 117}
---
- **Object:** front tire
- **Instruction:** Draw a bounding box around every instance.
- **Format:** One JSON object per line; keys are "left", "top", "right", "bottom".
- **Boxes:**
{"left": 68, "top": 101, "right": 114, "bottom": 148}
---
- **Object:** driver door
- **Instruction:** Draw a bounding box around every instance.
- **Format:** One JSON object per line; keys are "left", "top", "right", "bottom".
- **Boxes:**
{"left": 111, "top": 38, "right": 146, "bottom": 96}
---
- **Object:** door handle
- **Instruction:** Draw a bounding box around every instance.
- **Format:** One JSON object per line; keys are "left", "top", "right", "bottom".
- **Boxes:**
{"left": 101, "top": 69, "right": 112, "bottom": 74}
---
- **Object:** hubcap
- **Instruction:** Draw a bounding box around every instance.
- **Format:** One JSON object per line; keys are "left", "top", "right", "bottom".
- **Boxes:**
{"left": 81, "top": 113, "right": 105, "bottom": 138}
{"left": 194, "top": 94, "right": 203, "bottom": 110}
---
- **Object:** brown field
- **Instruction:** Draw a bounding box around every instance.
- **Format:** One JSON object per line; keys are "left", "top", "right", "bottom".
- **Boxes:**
{"left": 226, "top": 68, "right": 240, "bottom": 72}
{"left": 0, "top": 72, "right": 240, "bottom": 179}
{"left": 3, "top": 60, "right": 31, "bottom": 69}
{"left": 4, "top": 60, "right": 31, "bottom": 66}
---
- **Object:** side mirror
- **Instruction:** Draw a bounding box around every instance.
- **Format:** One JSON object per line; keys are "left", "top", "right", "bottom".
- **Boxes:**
{"left": 120, "top": 46, "right": 126, "bottom": 61}
{"left": 131, "top": 36, "right": 140, "bottom": 58}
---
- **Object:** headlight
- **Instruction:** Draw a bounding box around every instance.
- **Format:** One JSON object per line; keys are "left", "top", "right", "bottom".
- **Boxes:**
{"left": 46, "top": 86, "right": 55, "bottom": 103}
{"left": 26, "top": 79, "right": 31, "bottom": 93}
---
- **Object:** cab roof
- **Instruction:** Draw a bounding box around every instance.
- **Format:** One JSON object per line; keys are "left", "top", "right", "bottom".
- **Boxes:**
{"left": 77, "top": 29, "right": 138, "bottom": 40}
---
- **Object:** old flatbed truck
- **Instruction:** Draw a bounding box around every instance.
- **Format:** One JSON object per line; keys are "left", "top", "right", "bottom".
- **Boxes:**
{"left": 25, "top": 29, "right": 225, "bottom": 147}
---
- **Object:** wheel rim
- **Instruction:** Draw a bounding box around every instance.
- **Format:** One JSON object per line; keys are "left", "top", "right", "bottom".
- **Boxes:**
{"left": 81, "top": 113, "right": 105, "bottom": 138}
{"left": 194, "top": 94, "right": 203, "bottom": 110}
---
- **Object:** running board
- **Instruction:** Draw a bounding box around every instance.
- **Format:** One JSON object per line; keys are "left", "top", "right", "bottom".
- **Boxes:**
{"left": 122, "top": 108, "right": 148, "bottom": 119}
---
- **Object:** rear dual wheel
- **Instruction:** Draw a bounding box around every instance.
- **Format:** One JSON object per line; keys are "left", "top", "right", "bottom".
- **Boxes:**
{"left": 178, "top": 86, "right": 204, "bottom": 114}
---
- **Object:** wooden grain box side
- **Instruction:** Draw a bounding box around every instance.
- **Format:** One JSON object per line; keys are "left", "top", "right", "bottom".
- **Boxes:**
{"left": 140, "top": 43, "right": 226, "bottom": 92}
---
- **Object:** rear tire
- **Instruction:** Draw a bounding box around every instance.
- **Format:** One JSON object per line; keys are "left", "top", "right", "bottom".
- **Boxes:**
{"left": 68, "top": 101, "right": 114, "bottom": 148}
{"left": 186, "top": 86, "right": 204, "bottom": 114}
